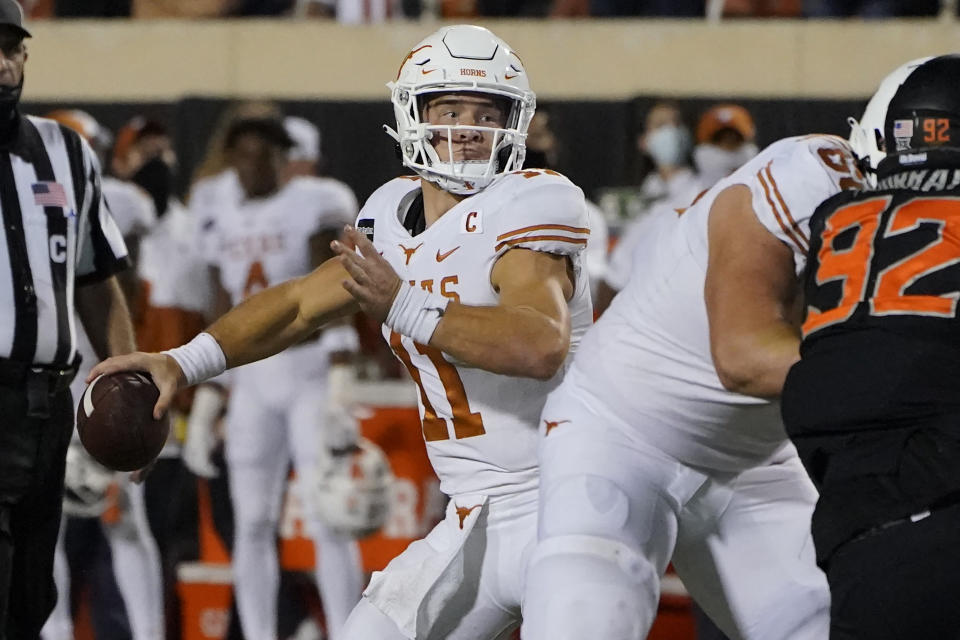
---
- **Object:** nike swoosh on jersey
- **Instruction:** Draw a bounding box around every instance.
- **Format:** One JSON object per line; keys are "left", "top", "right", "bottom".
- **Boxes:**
{"left": 436, "top": 246, "right": 461, "bottom": 262}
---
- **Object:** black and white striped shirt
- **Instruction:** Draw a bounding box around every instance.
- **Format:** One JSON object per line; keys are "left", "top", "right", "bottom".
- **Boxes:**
{"left": 0, "top": 114, "right": 128, "bottom": 367}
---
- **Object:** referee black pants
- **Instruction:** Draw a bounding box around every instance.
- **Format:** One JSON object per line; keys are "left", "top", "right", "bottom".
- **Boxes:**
{"left": 826, "top": 500, "right": 960, "bottom": 640}
{"left": 0, "top": 384, "right": 73, "bottom": 640}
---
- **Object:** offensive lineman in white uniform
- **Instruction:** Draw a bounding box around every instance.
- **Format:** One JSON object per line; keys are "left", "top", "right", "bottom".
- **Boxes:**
{"left": 199, "top": 116, "right": 364, "bottom": 640}
{"left": 89, "top": 25, "right": 592, "bottom": 640}
{"left": 522, "top": 133, "right": 867, "bottom": 640}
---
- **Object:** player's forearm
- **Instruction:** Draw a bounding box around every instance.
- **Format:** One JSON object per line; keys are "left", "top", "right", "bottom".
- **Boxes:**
{"left": 205, "top": 277, "right": 317, "bottom": 368}
{"left": 712, "top": 321, "right": 800, "bottom": 398}
{"left": 76, "top": 275, "right": 137, "bottom": 360}
{"left": 430, "top": 302, "right": 569, "bottom": 380}
{"left": 206, "top": 258, "right": 358, "bottom": 369}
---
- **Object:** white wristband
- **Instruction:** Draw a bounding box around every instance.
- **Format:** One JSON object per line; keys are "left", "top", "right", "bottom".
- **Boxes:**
{"left": 163, "top": 332, "right": 227, "bottom": 386}
{"left": 386, "top": 284, "right": 450, "bottom": 345}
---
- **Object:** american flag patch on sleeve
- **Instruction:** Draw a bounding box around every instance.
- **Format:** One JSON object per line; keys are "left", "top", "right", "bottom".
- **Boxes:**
{"left": 32, "top": 181, "right": 68, "bottom": 208}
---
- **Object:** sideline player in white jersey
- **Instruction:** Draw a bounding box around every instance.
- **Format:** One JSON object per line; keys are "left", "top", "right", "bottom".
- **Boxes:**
{"left": 89, "top": 24, "right": 592, "bottom": 640}
{"left": 522, "top": 132, "right": 868, "bottom": 640}
{"left": 39, "top": 110, "right": 165, "bottom": 640}
{"left": 197, "top": 115, "right": 364, "bottom": 640}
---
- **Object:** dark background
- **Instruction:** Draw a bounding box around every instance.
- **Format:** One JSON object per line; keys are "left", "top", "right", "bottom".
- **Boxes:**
{"left": 21, "top": 96, "right": 867, "bottom": 204}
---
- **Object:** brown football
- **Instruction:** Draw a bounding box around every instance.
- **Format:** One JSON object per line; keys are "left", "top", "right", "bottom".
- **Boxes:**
{"left": 76, "top": 372, "right": 170, "bottom": 472}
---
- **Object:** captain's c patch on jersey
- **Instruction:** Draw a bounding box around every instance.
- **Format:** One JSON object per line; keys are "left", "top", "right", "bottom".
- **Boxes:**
{"left": 461, "top": 210, "right": 482, "bottom": 234}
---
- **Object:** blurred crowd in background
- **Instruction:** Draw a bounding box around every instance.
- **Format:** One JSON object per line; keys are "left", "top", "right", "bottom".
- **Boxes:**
{"left": 12, "top": 0, "right": 957, "bottom": 21}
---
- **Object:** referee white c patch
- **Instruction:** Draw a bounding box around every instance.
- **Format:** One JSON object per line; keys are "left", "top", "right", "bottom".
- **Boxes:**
{"left": 49, "top": 234, "right": 66, "bottom": 264}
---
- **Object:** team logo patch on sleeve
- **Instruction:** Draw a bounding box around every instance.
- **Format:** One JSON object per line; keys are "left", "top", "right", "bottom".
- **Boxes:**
{"left": 357, "top": 219, "right": 375, "bottom": 241}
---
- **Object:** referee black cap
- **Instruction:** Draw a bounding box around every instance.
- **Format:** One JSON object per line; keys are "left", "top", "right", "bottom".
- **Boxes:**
{"left": 0, "top": 0, "right": 30, "bottom": 39}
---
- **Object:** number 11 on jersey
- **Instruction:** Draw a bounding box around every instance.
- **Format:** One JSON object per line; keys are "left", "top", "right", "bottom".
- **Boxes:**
{"left": 389, "top": 331, "right": 486, "bottom": 442}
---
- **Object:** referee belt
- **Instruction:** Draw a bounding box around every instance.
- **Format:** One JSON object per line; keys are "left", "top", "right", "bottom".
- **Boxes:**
{"left": 0, "top": 357, "right": 78, "bottom": 418}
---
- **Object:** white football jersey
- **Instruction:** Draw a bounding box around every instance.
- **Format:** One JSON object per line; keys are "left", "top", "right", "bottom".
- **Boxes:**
{"left": 583, "top": 201, "right": 609, "bottom": 299}
{"left": 568, "top": 135, "right": 864, "bottom": 471}
{"left": 208, "top": 176, "right": 356, "bottom": 304}
{"left": 139, "top": 200, "right": 210, "bottom": 315}
{"left": 207, "top": 176, "right": 358, "bottom": 388}
{"left": 189, "top": 169, "right": 243, "bottom": 263}
{"left": 101, "top": 177, "right": 156, "bottom": 239}
{"left": 359, "top": 170, "right": 593, "bottom": 498}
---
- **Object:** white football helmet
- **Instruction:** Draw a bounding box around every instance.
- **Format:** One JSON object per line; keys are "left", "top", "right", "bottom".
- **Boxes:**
{"left": 312, "top": 438, "right": 393, "bottom": 539}
{"left": 385, "top": 25, "right": 536, "bottom": 195}
{"left": 848, "top": 57, "right": 933, "bottom": 181}
{"left": 63, "top": 441, "right": 116, "bottom": 518}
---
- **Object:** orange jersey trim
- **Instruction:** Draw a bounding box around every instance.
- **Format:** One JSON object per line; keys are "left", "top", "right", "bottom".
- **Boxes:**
{"left": 765, "top": 164, "right": 809, "bottom": 247}
{"left": 495, "top": 235, "right": 589, "bottom": 252}
{"left": 496, "top": 224, "right": 591, "bottom": 242}
{"left": 757, "top": 164, "right": 808, "bottom": 254}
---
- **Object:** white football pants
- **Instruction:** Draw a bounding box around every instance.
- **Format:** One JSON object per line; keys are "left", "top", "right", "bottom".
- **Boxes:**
{"left": 225, "top": 377, "right": 363, "bottom": 640}
{"left": 522, "top": 393, "right": 829, "bottom": 640}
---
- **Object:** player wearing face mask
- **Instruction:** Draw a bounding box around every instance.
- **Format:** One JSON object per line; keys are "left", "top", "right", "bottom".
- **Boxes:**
{"left": 596, "top": 103, "right": 759, "bottom": 315}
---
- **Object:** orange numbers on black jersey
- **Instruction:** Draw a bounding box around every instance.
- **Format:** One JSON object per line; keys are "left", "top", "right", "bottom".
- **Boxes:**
{"left": 804, "top": 196, "right": 960, "bottom": 336}
{"left": 803, "top": 197, "right": 886, "bottom": 335}
{"left": 872, "top": 198, "right": 960, "bottom": 316}
{"left": 389, "top": 331, "right": 486, "bottom": 442}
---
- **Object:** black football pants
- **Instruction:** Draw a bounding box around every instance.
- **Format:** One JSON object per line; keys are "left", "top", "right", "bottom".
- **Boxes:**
{"left": 0, "top": 385, "right": 73, "bottom": 640}
{"left": 826, "top": 499, "right": 960, "bottom": 640}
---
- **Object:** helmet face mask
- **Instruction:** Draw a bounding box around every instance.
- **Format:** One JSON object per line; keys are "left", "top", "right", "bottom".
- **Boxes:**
{"left": 310, "top": 438, "right": 394, "bottom": 539}
{"left": 385, "top": 25, "right": 536, "bottom": 195}
{"left": 63, "top": 442, "right": 115, "bottom": 518}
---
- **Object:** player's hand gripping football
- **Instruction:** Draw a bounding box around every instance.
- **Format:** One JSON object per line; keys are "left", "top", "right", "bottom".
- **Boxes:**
{"left": 87, "top": 352, "right": 185, "bottom": 420}
{"left": 331, "top": 226, "right": 402, "bottom": 323}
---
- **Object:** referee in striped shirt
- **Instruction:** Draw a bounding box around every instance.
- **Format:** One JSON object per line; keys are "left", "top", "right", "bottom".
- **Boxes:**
{"left": 0, "top": 4, "right": 136, "bottom": 638}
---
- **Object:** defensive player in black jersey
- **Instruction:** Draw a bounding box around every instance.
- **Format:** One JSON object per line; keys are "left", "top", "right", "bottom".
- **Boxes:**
{"left": 783, "top": 54, "right": 960, "bottom": 639}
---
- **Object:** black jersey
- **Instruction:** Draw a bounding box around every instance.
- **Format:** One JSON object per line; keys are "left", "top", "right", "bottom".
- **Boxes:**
{"left": 784, "top": 170, "right": 960, "bottom": 438}
{"left": 783, "top": 167, "right": 960, "bottom": 562}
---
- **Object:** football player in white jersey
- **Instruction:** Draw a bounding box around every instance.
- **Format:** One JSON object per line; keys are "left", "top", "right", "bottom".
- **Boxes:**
{"left": 89, "top": 24, "right": 592, "bottom": 640}
{"left": 39, "top": 110, "right": 165, "bottom": 640}
{"left": 522, "top": 132, "right": 868, "bottom": 640}
{"left": 196, "top": 115, "right": 364, "bottom": 640}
